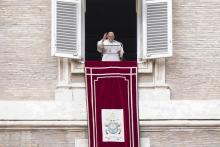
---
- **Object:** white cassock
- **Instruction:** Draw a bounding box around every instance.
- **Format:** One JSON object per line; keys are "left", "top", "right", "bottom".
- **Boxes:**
{"left": 97, "top": 39, "right": 124, "bottom": 61}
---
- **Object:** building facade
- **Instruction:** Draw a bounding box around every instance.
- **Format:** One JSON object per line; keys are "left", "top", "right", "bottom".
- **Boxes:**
{"left": 0, "top": 0, "right": 220, "bottom": 146}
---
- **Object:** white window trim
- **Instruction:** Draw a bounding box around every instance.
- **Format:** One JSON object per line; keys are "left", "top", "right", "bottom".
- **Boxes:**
{"left": 154, "top": 58, "right": 166, "bottom": 86}
{"left": 57, "top": 58, "right": 71, "bottom": 85}
{"left": 70, "top": 60, "right": 153, "bottom": 74}
{"left": 137, "top": 0, "right": 143, "bottom": 60}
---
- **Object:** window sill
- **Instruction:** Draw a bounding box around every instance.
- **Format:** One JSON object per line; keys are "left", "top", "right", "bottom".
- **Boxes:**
{"left": 70, "top": 60, "right": 153, "bottom": 74}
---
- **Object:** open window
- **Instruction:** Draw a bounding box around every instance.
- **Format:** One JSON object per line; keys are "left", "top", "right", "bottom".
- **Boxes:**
{"left": 142, "top": 0, "right": 172, "bottom": 59}
{"left": 51, "top": 0, "right": 172, "bottom": 60}
{"left": 85, "top": 0, "right": 137, "bottom": 61}
{"left": 51, "top": 0, "right": 82, "bottom": 59}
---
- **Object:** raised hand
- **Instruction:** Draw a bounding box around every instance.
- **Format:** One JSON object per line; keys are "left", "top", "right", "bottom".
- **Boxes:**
{"left": 102, "top": 33, "right": 107, "bottom": 41}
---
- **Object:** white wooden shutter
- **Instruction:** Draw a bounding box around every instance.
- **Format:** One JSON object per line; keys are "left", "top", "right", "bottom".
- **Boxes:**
{"left": 142, "top": 0, "right": 172, "bottom": 59}
{"left": 51, "top": 0, "right": 82, "bottom": 59}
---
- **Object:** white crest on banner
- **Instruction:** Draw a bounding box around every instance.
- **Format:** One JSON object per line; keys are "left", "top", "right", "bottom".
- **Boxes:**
{"left": 102, "top": 109, "right": 125, "bottom": 142}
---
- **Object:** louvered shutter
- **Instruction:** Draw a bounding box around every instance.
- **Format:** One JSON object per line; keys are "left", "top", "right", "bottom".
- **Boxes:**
{"left": 51, "top": 0, "right": 82, "bottom": 59}
{"left": 142, "top": 0, "right": 172, "bottom": 59}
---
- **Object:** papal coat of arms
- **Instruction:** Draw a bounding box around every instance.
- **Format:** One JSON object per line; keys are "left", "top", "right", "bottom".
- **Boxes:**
{"left": 102, "top": 109, "right": 125, "bottom": 142}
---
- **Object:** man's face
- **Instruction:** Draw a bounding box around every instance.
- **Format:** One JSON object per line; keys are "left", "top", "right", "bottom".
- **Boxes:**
{"left": 107, "top": 32, "right": 115, "bottom": 42}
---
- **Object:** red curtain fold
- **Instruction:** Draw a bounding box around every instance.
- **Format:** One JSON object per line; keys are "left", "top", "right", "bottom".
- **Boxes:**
{"left": 85, "top": 61, "right": 139, "bottom": 147}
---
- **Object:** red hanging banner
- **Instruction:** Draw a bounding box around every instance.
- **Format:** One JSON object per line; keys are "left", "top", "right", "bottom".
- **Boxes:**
{"left": 85, "top": 61, "right": 139, "bottom": 147}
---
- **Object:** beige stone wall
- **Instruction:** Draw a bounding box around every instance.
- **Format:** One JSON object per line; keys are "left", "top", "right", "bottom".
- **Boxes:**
{"left": 166, "top": 0, "right": 220, "bottom": 100}
{"left": 141, "top": 127, "right": 220, "bottom": 147}
{"left": 0, "top": 127, "right": 220, "bottom": 147}
{"left": 0, "top": 129, "right": 87, "bottom": 147}
{"left": 0, "top": 0, "right": 57, "bottom": 100}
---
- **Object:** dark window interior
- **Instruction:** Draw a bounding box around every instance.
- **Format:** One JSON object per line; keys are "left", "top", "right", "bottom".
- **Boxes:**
{"left": 85, "top": 0, "right": 137, "bottom": 60}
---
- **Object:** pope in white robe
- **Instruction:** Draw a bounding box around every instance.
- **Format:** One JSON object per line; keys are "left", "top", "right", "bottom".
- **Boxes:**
{"left": 97, "top": 32, "right": 124, "bottom": 61}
